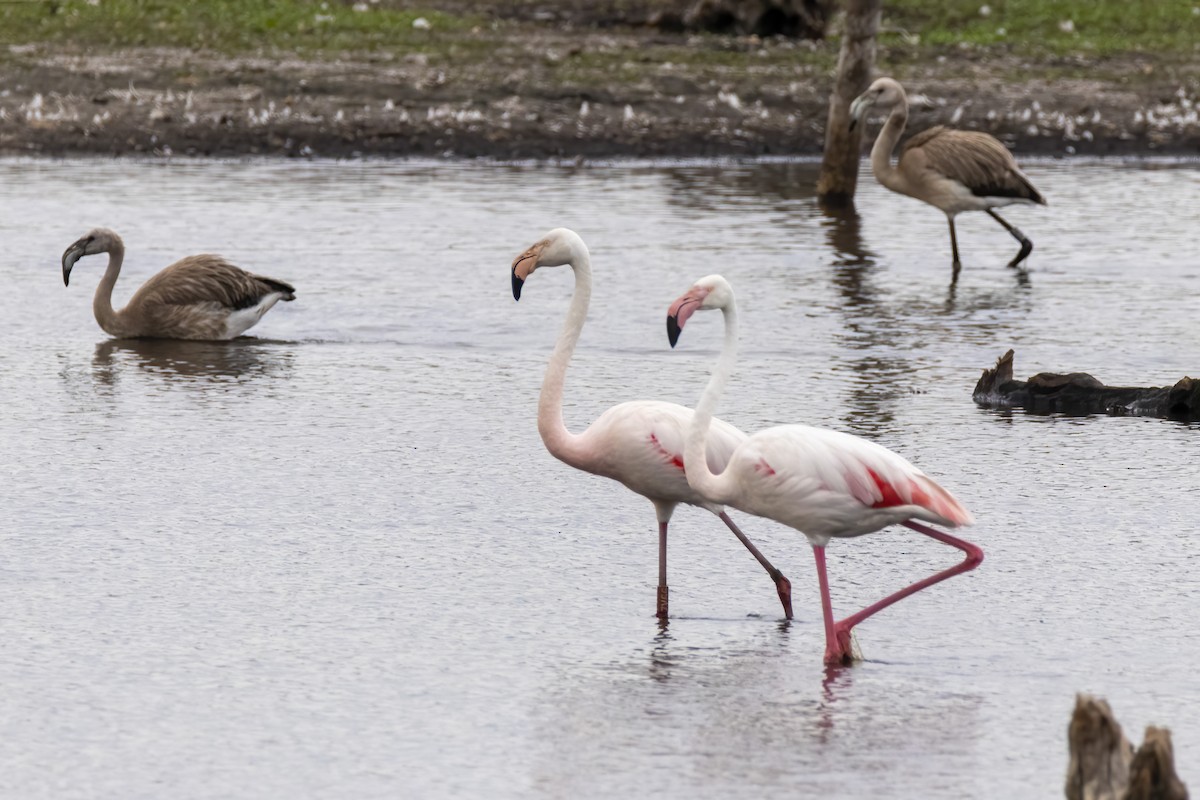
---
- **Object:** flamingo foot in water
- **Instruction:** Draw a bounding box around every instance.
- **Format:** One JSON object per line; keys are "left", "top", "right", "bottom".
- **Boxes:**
{"left": 774, "top": 575, "right": 794, "bottom": 620}
{"left": 815, "top": 525, "right": 983, "bottom": 666}
{"left": 824, "top": 622, "right": 858, "bottom": 666}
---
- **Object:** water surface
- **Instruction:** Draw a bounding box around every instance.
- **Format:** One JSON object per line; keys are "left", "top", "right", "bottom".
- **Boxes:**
{"left": 0, "top": 157, "right": 1197, "bottom": 798}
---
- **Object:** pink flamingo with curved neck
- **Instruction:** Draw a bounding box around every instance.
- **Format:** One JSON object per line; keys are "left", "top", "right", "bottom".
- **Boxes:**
{"left": 511, "top": 229, "right": 793, "bottom": 620}
{"left": 667, "top": 274, "right": 983, "bottom": 664}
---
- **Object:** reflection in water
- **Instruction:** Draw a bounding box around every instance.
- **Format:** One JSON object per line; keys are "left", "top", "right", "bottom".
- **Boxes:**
{"left": 530, "top": 624, "right": 983, "bottom": 798}
{"left": 818, "top": 202, "right": 908, "bottom": 435}
{"left": 820, "top": 200, "right": 877, "bottom": 270}
{"left": 91, "top": 337, "right": 296, "bottom": 386}
{"left": 815, "top": 200, "right": 1039, "bottom": 436}
{"left": 646, "top": 625, "right": 677, "bottom": 684}
{"left": 661, "top": 163, "right": 820, "bottom": 213}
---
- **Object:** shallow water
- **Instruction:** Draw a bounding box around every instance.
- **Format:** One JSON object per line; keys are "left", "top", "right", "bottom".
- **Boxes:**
{"left": 0, "top": 157, "right": 1197, "bottom": 798}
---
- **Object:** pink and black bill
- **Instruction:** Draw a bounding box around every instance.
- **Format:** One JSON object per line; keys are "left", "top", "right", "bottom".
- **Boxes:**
{"left": 511, "top": 246, "right": 541, "bottom": 301}
{"left": 666, "top": 287, "right": 705, "bottom": 348}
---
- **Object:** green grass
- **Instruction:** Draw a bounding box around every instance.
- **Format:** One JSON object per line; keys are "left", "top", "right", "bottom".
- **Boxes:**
{"left": 885, "top": 0, "right": 1200, "bottom": 57}
{"left": 0, "top": 0, "right": 476, "bottom": 53}
{"left": 2, "top": 0, "right": 1197, "bottom": 65}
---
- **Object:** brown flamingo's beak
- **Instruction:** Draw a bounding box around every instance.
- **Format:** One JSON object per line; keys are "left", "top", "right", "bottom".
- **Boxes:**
{"left": 849, "top": 94, "right": 873, "bottom": 133}
{"left": 61, "top": 239, "right": 88, "bottom": 287}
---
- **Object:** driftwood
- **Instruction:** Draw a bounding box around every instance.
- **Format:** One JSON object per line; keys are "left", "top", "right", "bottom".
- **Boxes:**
{"left": 816, "top": 0, "right": 881, "bottom": 206}
{"left": 653, "top": 0, "right": 833, "bottom": 37}
{"left": 1127, "top": 728, "right": 1189, "bottom": 800}
{"left": 974, "top": 350, "right": 1200, "bottom": 420}
{"left": 1065, "top": 694, "right": 1188, "bottom": 800}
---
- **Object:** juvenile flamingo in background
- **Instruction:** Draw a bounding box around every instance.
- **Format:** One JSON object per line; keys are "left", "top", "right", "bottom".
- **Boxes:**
{"left": 62, "top": 228, "right": 295, "bottom": 340}
{"left": 510, "top": 229, "right": 793, "bottom": 620}
{"left": 850, "top": 77, "right": 1046, "bottom": 281}
{"left": 666, "top": 274, "right": 982, "bottom": 665}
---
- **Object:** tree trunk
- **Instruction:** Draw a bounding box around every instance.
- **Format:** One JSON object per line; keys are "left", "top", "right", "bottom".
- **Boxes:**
{"left": 816, "top": 0, "right": 881, "bottom": 207}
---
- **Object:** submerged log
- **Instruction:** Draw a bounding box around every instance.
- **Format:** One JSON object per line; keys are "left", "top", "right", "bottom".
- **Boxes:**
{"left": 973, "top": 350, "right": 1200, "bottom": 420}
{"left": 1065, "top": 694, "right": 1189, "bottom": 800}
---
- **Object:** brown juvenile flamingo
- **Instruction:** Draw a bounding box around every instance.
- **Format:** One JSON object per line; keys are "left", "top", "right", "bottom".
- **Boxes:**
{"left": 62, "top": 228, "right": 295, "bottom": 340}
{"left": 667, "top": 274, "right": 983, "bottom": 665}
{"left": 511, "top": 228, "right": 792, "bottom": 620}
{"left": 850, "top": 77, "right": 1046, "bottom": 281}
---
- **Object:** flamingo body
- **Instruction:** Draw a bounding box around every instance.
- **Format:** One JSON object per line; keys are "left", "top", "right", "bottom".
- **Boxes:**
{"left": 61, "top": 228, "right": 295, "bottom": 340}
{"left": 571, "top": 399, "right": 747, "bottom": 516}
{"left": 716, "top": 425, "right": 972, "bottom": 545}
{"left": 511, "top": 229, "right": 793, "bottom": 619}
{"left": 849, "top": 77, "right": 1045, "bottom": 280}
{"left": 667, "top": 274, "right": 982, "bottom": 664}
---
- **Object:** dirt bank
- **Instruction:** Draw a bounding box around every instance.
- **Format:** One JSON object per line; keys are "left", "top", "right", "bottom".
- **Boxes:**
{"left": 2, "top": 25, "right": 1198, "bottom": 159}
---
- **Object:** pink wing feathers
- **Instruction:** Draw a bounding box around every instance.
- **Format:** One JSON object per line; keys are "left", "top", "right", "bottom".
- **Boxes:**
{"left": 738, "top": 426, "right": 973, "bottom": 537}
{"left": 828, "top": 431, "right": 974, "bottom": 528}
{"left": 578, "top": 400, "right": 747, "bottom": 506}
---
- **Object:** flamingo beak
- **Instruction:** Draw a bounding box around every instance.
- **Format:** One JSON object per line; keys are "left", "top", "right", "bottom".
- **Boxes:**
{"left": 510, "top": 243, "right": 543, "bottom": 301}
{"left": 666, "top": 287, "right": 708, "bottom": 348}
{"left": 848, "top": 94, "right": 872, "bottom": 132}
{"left": 666, "top": 314, "right": 682, "bottom": 348}
{"left": 62, "top": 240, "right": 86, "bottom": 287}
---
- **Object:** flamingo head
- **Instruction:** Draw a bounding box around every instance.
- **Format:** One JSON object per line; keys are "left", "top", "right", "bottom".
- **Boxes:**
{"left": 666, "top": 274, "right": 734, "bottom": 348}
{"left": 849, "top": 77, "right": 906, "bottom": 132}
{"left": 510, "top": 227, "right": 586, "bottom": 301}
{"left": 62, "top": 227, "right": 123, "bottom": 287}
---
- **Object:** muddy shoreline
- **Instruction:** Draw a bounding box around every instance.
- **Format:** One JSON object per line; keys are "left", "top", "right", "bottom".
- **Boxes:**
{"left": 3, "top": 41, "right": 1198, "bottom": 160}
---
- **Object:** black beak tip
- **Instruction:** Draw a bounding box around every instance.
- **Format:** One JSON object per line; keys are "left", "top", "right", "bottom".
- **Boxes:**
{"left": 666, "top": 315, "right": 681, "bottom": 348}
{"left": 511, "top": 272, "right": 524, "bottom": 301}
{"left": 848, "top": 117, "right": 858, "bottom": 133}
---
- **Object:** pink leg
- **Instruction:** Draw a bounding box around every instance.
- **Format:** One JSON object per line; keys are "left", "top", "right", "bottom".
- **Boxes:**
{"left": 656, "top": 521, "right": 669, "bottom": 619}
{"left": 815, "top": 521, "right": 984, "bottom": 666}
{"left": 812, "top": 546, "right": 843, "bottom": 664}
{"left": 718, "top": 511, "right": 794, "bottom": 619}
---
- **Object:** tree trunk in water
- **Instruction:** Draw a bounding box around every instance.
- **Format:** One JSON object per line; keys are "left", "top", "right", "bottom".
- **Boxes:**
{"left": 816, "top": 0, "right": 881, "bottom": 207}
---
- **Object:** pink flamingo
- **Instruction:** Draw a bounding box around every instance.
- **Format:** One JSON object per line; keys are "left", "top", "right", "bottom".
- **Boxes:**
{"left": 511, "top": 229, "right": 793, "bottom": 620}
{"left": 666, "top": 274, "right": 983, "bottom": 664}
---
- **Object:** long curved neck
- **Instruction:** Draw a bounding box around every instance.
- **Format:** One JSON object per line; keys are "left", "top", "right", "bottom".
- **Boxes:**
{"left": 537, "top": 252, "right": 593, "bottom": 470}
{"left": 93, "top": 244, "right": 126, "bottom": 335}
{"left": 871, "top": 101, "right": 910, "bottom": 195}
{"left": 684, "top": 302, "right": 738, "bottom": 505}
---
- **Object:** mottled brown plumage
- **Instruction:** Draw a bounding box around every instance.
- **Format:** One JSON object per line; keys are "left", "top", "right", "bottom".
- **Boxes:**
{"left": 850, "top": 77, "right": 1046, "bottom": 281}
{"left": 62, "top": 228, "right": 295, "bottom": 340}
{"left": 901, "top": 126, "right": 1045, "bottom": 203}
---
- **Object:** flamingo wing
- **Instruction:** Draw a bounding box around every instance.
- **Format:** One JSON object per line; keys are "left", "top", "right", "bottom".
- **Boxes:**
{"left": 902, "top": 127, "right": 1044, "bottom": 204}
{"left": 732, "top": 426, "right": 973, "bottom": 539}
{"left": 132, "top": 255, "right": 295, "bottom": 311}
{"left": 579, "top": 401, "right": 747, "bottom": 505}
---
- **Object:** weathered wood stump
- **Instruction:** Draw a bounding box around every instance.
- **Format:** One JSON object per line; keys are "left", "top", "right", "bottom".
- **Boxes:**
{"left": 973, "top": 350, "right": 1200, "bottom": 420}
{"left": 1128, "top": 727, "right": 1189, "bottom": 800}
{"left": 1066, "top": 695, "right": 1133, "bottom": 800}
{"left": 655, "top": 0, "right": 833, "bottom": 38}
{"left": 1065, "top": 694, "right": 1188, "bottom": 800}
{"left": 816, "top": 0, "right": 880, "bottom": 207}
